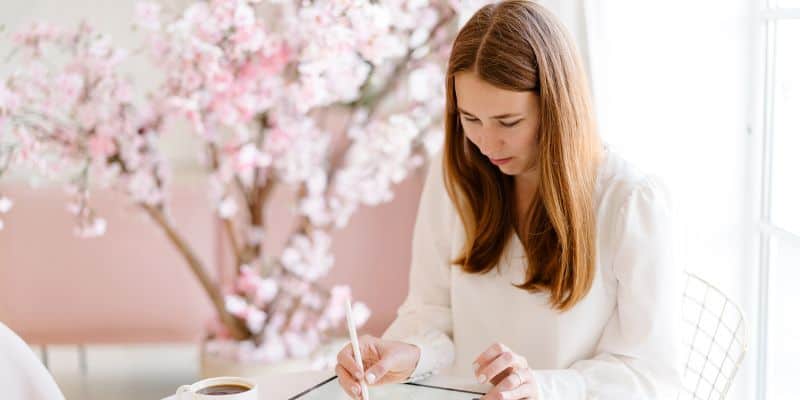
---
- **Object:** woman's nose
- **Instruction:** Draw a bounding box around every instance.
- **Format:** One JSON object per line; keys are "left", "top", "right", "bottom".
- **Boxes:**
{"left": 475, "top": 129, "right": 502, "bottom": 156}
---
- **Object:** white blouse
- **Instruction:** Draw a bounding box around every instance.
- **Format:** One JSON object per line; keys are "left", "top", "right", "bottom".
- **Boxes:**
{"left": 382, "top": 147, "right": 683, "bottom": 400}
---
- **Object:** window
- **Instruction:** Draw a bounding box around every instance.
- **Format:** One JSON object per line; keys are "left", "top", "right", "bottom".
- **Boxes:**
{"left": 757, "top": 1, "right": 800, "bottom": 399}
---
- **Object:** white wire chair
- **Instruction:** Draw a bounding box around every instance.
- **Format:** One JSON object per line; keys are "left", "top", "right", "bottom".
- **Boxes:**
{"left": 678, "top": 272, "right": 748, "bottom": 400}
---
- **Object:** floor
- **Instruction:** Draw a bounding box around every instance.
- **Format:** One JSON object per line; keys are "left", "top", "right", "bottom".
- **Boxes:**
{"left": 37, "top": 343, "right": 198, "bottom": 400}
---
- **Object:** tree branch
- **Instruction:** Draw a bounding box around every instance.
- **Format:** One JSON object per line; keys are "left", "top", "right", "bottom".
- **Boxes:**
{"left": 142, "top": 204, "right": 249, "bottom": 340}
{"left": 355, "top": 10, "right": 457, "bottom": 120}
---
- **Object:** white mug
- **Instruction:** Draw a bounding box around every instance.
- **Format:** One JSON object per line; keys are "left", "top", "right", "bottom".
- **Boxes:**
{"left": 176, "top": 376, "right": 258, "bottom": 400}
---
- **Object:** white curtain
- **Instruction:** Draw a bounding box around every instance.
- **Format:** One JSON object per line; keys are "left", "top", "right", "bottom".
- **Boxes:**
{"left": 568, "top": 2, "right": 758, "bottom": 400}
{"left": 536, "top": 0, "right": 592, "bottom": 83}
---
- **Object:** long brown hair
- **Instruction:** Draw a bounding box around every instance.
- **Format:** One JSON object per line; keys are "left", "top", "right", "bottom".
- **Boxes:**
{"left": 443, "top": 0, "right": 601, "bottom": 311}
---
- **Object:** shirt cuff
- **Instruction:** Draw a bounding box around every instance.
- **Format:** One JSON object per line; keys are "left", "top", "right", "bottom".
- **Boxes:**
{"left": 402, "top": 329, "right": 454, "bottom": 382}
{"left": 531, "top": 369, "right": 586, "bottom": 400}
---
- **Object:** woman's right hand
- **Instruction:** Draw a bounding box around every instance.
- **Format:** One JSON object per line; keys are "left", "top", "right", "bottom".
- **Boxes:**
{"left": 335, "top": 335, "right": 421, "bottom": 399}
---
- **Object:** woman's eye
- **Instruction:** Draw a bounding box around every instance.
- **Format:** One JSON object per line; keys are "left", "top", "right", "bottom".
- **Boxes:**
{"left": 463, "top": 117, "right": 479, "bottom": 123}
{"left": 500, "top": 120, "right": 522, "bottom": 128}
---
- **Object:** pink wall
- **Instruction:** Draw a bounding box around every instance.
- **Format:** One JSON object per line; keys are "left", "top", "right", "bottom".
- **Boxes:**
{"left": 0, "top": 184, "right": 217, "bottom": 344}
{"left": 0, "top": 171, "right": 424, "bottom": 344}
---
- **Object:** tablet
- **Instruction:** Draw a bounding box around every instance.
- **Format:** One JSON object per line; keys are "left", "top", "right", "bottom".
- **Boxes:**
{"left": 288, "top": 376, "right": 485, "bottom": 400}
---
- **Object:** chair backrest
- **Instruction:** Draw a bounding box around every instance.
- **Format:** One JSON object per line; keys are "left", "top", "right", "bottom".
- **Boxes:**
{"left": 678, "top": 272, "right": 747, "bottom": 400}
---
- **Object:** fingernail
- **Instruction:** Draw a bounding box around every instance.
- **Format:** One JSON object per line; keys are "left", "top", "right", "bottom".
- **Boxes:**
{"left": 366, "top": 373, "right": 376, "bottom": 384}
{"left": 352, "top": 385, "right": 360, "bottom": 395}
{"left": 477, "top": 374, "right": 486, "bottom": 383}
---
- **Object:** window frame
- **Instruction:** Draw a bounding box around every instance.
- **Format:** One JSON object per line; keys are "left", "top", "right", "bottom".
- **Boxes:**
{"left": 756, "top": 1, "right": 800, "bottom": 399}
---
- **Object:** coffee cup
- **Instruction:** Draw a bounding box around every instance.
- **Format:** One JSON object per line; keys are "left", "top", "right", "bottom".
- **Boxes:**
{"left": 175, "top": 376, "right": 258, "bottom": 399}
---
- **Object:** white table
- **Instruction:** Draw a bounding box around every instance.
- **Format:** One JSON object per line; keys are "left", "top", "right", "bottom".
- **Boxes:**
{"left": 161, "top": 370, "right": 489, "bottom": 400}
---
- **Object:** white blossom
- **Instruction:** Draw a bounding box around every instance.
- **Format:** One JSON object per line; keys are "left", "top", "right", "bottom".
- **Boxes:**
{"left": 218, "top": 196, "right": 238, "bottom": 218}
{"left": 0, "top": 197, "right": 13, "bottom": 213}
{"left": 281, "top": 230, "right": 334, "bottom": 281}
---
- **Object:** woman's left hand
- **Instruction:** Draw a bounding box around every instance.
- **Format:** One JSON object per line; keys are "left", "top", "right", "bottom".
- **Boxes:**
{"left": 473, "top": 342, "right": 538, "bottom": 400}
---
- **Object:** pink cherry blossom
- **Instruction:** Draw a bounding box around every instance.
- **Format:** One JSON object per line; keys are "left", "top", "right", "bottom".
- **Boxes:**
{"left": 88, "top": 135, "right": 117, "bottom": 160}
{"left": 280, "top": 230, "right": 334, "bottom": 281}
{"left": 351, "top": 301, "right": 370, "bottom": 328}
{"left": 0, "top": 0, "right": 460, "bottom": 364}
{"left": 284, "top": 330, "right": 318, "bottom": 358}
{"left": 235, "top": 143, "right": 271, "bottom": 172}
{"left": 235, "top": 264, "right": 260, "bottom": 294}
{"left": 225, "top": 294, "right": 248, "bottom": 318}
{"left": 255, "top": 278, "right": 278, "bottom": 305}
{"left": 260, "top": 334, "right": 287, "bottom": 362}
{"left": 134, "top": 2, "right": 162, "bottom": 31}
{"left": 244, "top": 306, "right": 267, "bottom": 334}
{"left": 218, "top": 196, "right": 238, "bottom": 219}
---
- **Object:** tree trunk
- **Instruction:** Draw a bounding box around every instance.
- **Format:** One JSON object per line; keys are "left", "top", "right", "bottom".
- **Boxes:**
{"left": 142, "top": 204, "right": 250, "bottom": 340}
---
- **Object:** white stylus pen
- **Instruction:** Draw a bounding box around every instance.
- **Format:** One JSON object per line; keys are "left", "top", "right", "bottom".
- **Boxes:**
{"left": 345, "top": 297, "right": 370, "bottom": 400}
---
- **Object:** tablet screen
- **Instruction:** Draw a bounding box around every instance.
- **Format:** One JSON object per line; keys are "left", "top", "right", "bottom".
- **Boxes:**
{"left": 289, "top": 376, "right": 484, "bottom": 400}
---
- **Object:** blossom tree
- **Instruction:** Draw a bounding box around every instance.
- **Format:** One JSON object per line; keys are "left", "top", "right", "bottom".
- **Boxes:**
{"left": 0, "top": 0, "right": 458, "bottom": 363}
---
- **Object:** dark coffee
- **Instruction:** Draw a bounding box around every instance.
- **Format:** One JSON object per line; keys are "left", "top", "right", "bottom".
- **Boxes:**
{"left": 196, "top": 384, "right": 251, "bottom": 395}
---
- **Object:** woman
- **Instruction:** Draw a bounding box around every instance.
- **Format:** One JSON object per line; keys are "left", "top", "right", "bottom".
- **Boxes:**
{"left": 336, "top": 1, "right": 682, "bottom": 399}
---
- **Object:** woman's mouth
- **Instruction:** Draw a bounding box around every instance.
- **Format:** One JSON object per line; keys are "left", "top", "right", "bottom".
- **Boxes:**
{"left": 490, "top": 157, "right": 512, "bottom": 166}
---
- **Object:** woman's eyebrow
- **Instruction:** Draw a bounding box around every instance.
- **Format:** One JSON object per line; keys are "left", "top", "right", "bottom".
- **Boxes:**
{"left": 457, "top": 107, "right": 523, "bottom": 119}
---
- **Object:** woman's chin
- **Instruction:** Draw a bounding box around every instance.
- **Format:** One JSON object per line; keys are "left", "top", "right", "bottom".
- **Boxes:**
{"left": 495, "top": 161, "right": 535, "bottom": 178}
{"left": 496, "top": 163, "right": 518, "bottom": 175}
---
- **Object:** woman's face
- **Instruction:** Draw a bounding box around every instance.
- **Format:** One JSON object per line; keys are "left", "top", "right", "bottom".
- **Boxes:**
{"left": 454, "top": 70, "right": 541, "bottom": 178}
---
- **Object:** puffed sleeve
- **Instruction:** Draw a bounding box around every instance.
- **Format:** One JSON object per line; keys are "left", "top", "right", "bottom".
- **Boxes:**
{"left": 531, "top": 177, "right": 683, "bottom": 400}
{"left": 381, "top": 152, "right": 456, "bottom": 381}
{"left": 0, "top": 322, "right": 66, "bottom": 400}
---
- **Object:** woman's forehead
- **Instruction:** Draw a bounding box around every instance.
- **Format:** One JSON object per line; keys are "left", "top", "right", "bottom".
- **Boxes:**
{"left": 454, "top": 71, "right": 536, "bottom": 116}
